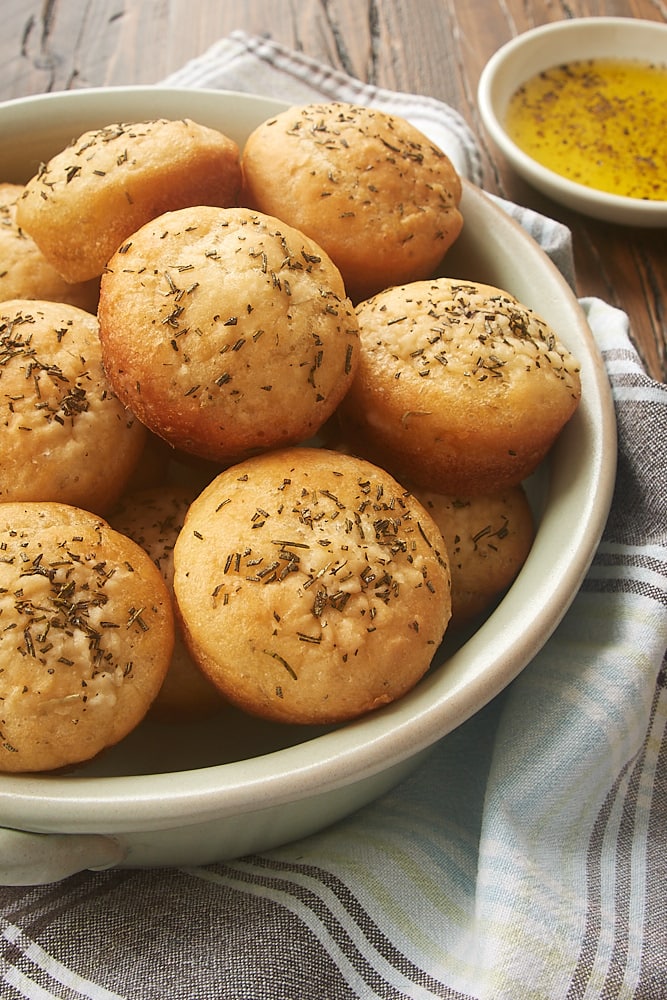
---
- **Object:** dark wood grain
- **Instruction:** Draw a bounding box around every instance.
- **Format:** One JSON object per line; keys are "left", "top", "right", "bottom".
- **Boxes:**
{"left": 3, "top": 0, "right": 665, "bottom": 380}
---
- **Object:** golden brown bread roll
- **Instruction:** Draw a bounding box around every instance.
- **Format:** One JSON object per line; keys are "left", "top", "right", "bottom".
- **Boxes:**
{"left": 110, "top": 485, "right": 227, "bottom": 721}
{"left": 97, "top": 205, "right": 360, "bottom": 464}
{"left": 411, "top": 484, "right": 535, "bottom": 626}
{"left": 16, "top": 118, "right": 242, "bottom": 282}
{"left": 0, "top": 299, "right": 146, "bottom": 514}
{"left": 173, "top": 447, "right": 451, "bottom": 725}
{"left": 338, "top": 278, "right": 582, "bottom": 495}
{"left": 314, "top": 426, "right": 536, "bottom": 627}
{"left": 0, "top": 183, "right": 99, "bottom": 311}
{"left": 241, "top": 102, "right": 463, "bottom": 301}
{"left": 0, "top": 502, "right": 174, "bottom": 772}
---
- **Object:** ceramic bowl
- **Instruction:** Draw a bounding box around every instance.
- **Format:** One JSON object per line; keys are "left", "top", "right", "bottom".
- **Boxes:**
{"left": 0, "top": 87, "right": 617, "bottom": 885}
{"left": 477, "top": 17, "right": 667, "bottom": 226}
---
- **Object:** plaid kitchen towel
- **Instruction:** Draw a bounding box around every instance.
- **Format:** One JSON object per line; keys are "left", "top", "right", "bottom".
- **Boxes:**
{"left": 0, "top": 31, "right": 665, "bottom": 1000}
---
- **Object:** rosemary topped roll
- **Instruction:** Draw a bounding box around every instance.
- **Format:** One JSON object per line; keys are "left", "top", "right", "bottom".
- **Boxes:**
{"left": 97, "top": 205, "right": 360, "bottom": 465}
{"left": 0, "top": 298, "right": 146, "bottom": 514}
{"left": 411, "top": 484, "right": 535, "bottom": 627}
{"left": 16, "top": 118, "right": 242, "bottom": 284}
{"left": 0, "top": 502, "right": 174, "bottom": 773}
{"left": 338, "top": 278, "right": 582, "bottom": 495}
{"left": 110, "top": 485, "right": 227, "bottom": 722}
{"left": 0, "top": 183, "right": 99, "bottom": 312}
{"left": 173, "top": 447, "right": 451, "bottom": 725}
{"left": 241, "top": 101, "right": 463, "bottom": 301}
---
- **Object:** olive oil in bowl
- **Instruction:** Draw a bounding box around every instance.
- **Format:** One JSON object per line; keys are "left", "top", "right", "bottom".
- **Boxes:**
{"left": 505, "top": 58, "right": 667, "bottom": 201}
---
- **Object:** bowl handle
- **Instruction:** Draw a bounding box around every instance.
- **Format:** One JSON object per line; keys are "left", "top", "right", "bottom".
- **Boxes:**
{"left": 0, "top": 827, "right": 126, "bottom": 885}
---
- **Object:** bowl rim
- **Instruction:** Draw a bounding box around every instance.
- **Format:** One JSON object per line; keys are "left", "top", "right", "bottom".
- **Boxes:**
{"left": 477, "top": 17, "right": 667, "bottom": 225}
{"left": 0, "top": 86, "right": 617, "bottom": 832}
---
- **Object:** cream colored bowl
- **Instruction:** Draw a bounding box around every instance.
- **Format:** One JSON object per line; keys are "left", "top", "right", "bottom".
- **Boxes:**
{"left": 478, "top": 17, "right": 667, "bottom": 226}
{"left": 0, "top": 87, "right": 616, "bottom": 885}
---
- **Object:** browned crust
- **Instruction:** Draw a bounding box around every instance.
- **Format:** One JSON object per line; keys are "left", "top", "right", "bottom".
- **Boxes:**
{"left": 242, "top": 102, "right": 463, "bottom": 301}
{"left": 98, "top": 206, "right": 360, "bottom": 464}
{"left": 0, "top": 298, "right": 146, "bottom": 513}
{"left": 0, "top": 502, "right": 174, "bottom": 772}
{"left": 16, "top": 119, "right": 242, "bottom": 282}
{"left": 173, "top": 447, "right": 452, "bottom": 725}
{"left": 338, "top": 278, "right": 582, "bottom": 494}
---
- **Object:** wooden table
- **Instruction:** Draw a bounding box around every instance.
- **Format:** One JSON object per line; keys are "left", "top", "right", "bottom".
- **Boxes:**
{"left": 3, "top": 0, "right": 665, "bottom": 381}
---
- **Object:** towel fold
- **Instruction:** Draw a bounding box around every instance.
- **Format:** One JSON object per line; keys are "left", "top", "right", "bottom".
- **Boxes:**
{"left": 1, "top": 31, "right": 665, "bottom": 1000}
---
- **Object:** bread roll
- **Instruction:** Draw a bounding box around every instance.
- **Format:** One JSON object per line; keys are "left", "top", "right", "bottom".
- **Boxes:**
{"left": 339, "top": 278, "right": 581, "bottom": 494}
{"left": 16, "top": 118, "right": 242, "bottom": 282}
{"left": 0, "top": 183, "right": 99, "bottom": 311}
{"left": 0, "top": 502, "right": 174, "bottom": 772}
{"left": 110, "top": 485, "right": 227, "bottom": 721}
{"left": 242, "top": 102, "right": 463, "bottom": 301}
{"left": 173, "top": 447, "right": 451, "bottom": 724}
{"left": 412, "top": 484, "right": 535, "bottom": 626}
{"left": 98, "top": 206, "right": 359, "bottom": 464}
{"left": 0, "top": 299, "right": 146, "bottom": 513}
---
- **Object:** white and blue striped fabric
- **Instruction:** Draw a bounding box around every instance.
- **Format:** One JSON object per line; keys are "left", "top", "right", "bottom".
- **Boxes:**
{"left": 1, "top": 32, "right": 665, "bottom": 1000}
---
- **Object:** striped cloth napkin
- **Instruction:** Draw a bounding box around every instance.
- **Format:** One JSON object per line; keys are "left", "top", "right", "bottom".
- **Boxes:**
{"left": 1, "top": 31, "right": 665, "bottom": 1000}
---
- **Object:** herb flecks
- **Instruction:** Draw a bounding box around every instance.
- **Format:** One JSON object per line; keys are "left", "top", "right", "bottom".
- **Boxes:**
{"left": 1, "top": 523, "right": 155, "bottom": 692}
{"left": 206, "top": 466, "right": 447, "bottom": 638}
{"left": 0, "top": 307, "right": 94, "bottom": 427}
{"left": 359, "top": 279, "right": 581, "bottom": 388}
{"left": 263, "top": 649, "right": 298, "bottom": 680}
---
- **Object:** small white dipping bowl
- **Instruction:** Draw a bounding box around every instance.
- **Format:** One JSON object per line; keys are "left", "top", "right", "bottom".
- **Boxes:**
{"left": 478, "top": 17, "right": 667, "bottom": 226}
{"left": 0, "top": 86, "right": 616, "bottom": 885}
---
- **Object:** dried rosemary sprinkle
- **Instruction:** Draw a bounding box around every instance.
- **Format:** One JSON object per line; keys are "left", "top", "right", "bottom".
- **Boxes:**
{"left": 263, "top": 649, "right": 298, "bottom": 680}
